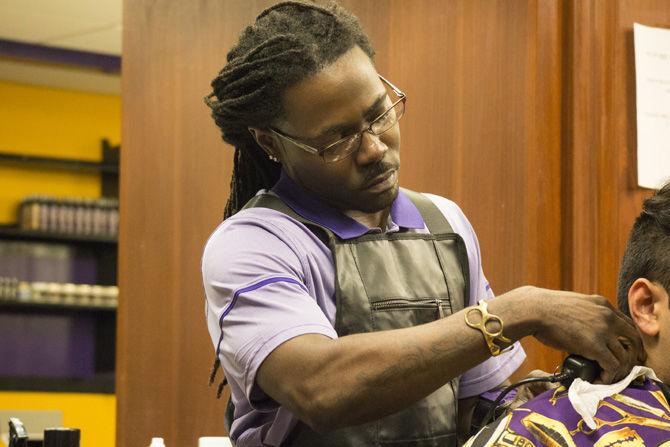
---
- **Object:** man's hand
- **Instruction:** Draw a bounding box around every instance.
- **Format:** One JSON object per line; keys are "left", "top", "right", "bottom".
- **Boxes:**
{"left": 496, "top": 287, "right": 645, "bottom": 384}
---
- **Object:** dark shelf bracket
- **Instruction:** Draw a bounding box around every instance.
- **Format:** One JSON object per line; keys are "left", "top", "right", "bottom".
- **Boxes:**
{"left": 0, "top": 225, "right": 117, "bottom": 245}
{"left": 0, "top": 151, "right": 119, "bottom": 174}
{"left": 0, "top": 375, "right": 115, "bottom": 394}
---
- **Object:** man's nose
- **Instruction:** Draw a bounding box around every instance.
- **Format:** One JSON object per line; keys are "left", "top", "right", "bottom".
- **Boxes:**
{"left": 355, "top": 131, "right": 388, "bottom": 165}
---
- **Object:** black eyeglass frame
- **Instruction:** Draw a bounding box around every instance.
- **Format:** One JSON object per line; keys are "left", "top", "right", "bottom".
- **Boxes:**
{"left": 266, "top": 74, "right": 406, "bottom": 163}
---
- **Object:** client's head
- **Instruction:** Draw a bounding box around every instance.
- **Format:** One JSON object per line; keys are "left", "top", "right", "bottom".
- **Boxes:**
{"left": 617, "top": 181, "right": 670, "bottom": 381}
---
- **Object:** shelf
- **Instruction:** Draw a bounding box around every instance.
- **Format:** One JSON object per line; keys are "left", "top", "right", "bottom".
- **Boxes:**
{"left": 0, "top": 225, "right": 117, "bottom": 246}
{"left": 0, "top": 375, "right": 115, "bottom": 394}
{"left": 0, "top": 151, "right": 119, "bottom": 174}
{"left": 0, "top": 141, "right": 119, "bottom": 395}
{"left": 0, "top": 300, "right": 117, "bottom": 314}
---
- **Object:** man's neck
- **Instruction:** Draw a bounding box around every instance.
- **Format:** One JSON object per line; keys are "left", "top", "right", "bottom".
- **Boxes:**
{"left": 344, "top": 208, "right": 391, "bottom": 230}
{"left": 644, "top": 352, "right": 669, "bottom": 386}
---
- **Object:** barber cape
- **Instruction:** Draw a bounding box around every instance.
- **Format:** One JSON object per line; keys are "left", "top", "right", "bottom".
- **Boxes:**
{"left": 464, "top": 378, "right": 670, "bottom": 447}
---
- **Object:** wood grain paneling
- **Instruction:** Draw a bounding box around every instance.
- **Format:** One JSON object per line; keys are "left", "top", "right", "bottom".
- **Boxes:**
{"left": 564, "top": 0, "right": 670, "bottom": 300}
{"left": 119, "top": 1, "right": 670, "bottom": 445}
{"left": 119, "top": 2, "right": 275, "bottom": 446}
{"left": 380, "top": 1, "right": 566, "bottom": 374}
{"left": 118, "top": 2, "right": 393, "bottom": 446}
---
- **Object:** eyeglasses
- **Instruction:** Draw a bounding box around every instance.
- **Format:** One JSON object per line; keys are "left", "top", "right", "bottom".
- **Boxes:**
{"left": 268, "top": 75, "right": 406, "bottom": 163}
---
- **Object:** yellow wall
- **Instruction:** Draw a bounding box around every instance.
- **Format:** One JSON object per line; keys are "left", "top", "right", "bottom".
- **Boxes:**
{"left": 0, "top": 392, "right": 115, "bottom": 447}
{"left": 0, "top": 81, "right": 120, "bottom": 446}
{"left": 0, "top": 81, "right": 121, "bottom": 223}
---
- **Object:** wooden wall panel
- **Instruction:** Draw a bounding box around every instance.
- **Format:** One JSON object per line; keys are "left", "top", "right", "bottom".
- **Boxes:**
{"left": 564, "top": 0, "right": 670, "bottom": 299}
{"left": 382, "top": 0, "right": 565, "bottom": 373}
{"left": 118, "top": 2, "right": 392, "bottom": 446}
{"left": 119, "top": 2, "right": 273, "bottom": 447}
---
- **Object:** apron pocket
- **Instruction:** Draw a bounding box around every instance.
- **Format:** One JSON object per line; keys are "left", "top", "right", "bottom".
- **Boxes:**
{"left": 370, "top": 298, "right": 452, "bottom": 331}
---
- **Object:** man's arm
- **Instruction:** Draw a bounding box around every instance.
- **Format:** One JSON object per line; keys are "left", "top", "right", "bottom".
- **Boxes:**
{"left": 257, "top": 286, "right": 643, "bottom": 433}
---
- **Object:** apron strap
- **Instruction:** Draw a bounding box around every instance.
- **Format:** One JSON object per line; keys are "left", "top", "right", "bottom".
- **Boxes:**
{"left": 243, "top": 192, "right": 334, "bottom": 245}
{"left": 400, "top": 188, "right": 455, "bottom": 234}
{"left": 243, "top": 191, "right": 296, "bottom": 216}
{"left": 401, "top": 188, "right": 470, "bottom": 301}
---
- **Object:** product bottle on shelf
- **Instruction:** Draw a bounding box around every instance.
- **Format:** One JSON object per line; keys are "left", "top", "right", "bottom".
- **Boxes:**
{"left": 38, "top": 196, "right": 49, "bottom": 231}
{"left": 43, "top": 428, "right": 80, "bottom": 447}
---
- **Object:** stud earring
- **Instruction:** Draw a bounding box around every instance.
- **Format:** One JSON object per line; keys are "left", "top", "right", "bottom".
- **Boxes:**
{"left": 268, "top": 154, "right": 279, "bottom": 163}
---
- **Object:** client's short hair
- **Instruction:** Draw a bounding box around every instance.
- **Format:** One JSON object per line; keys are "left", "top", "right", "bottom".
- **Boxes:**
{"left": 617, "top": 182, "right": 670, "bottom": 316}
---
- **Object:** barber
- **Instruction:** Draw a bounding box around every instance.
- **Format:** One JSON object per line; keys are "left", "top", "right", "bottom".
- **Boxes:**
{"left": 202, "top": 2, "right": 643, "bottom": 446}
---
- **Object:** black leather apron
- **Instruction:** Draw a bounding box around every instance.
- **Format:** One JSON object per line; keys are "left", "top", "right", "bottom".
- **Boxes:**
{"left": 245, "top": 188, "right": 469, "bottom": 447}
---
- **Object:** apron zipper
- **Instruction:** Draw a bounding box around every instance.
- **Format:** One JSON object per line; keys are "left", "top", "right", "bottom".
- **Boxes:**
{"left": 371, "top": 298, "right": 450, "bottom": 317}
{"left": 435, "top": 298, "right": 445, "bottom": 318}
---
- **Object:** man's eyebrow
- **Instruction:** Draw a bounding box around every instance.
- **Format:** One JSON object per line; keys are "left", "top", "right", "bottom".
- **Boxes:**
{"left": 363, "top": 93, "right": 389, "bottom": 120}
{"left": 315, "top": 92, "right": 387, "bottom": 139}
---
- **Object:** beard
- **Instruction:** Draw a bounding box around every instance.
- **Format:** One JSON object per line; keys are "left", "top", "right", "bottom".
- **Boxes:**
{"left": 333, "top": 161, "right": 400, "bottom": 213}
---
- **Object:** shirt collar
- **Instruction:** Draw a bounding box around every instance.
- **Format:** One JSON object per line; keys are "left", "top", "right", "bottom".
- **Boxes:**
{"left": 271, "top": 170, "right": 425, "bottom": 240}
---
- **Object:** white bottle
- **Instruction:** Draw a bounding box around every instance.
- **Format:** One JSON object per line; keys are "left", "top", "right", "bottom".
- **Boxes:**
{"left": 149, "top": 438, "right": 166, "bottom": 447}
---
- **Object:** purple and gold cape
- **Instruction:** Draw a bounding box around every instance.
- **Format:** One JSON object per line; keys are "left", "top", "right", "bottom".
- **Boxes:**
{"left": 466, "top": 379, "right": 670, "bottom": 447}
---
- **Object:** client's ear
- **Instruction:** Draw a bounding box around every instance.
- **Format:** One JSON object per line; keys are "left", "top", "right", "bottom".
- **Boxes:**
{"left": 628, "top": 278, "right": 661, "bottom": 337}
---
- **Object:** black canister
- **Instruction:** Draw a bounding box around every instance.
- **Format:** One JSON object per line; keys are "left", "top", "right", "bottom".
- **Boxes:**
{"left": 43, "top": 428, "right": 80, "bottom": 447}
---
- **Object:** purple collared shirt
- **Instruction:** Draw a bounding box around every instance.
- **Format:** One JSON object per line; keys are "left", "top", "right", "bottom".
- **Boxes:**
{"left": 202, "top": 172, "right": 526, "bottom": 446}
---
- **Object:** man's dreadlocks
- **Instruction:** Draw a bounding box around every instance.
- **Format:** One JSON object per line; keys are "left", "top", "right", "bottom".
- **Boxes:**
{"left": 205, "top": 0, "right": 374, "bottom": 219}
{"left": 203, "top": 1, "right": 375, "bottom": 397}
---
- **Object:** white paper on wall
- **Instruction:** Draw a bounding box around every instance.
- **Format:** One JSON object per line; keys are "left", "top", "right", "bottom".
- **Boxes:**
{"left": 634, "top": 23, "right": 670, "bottom": 189}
